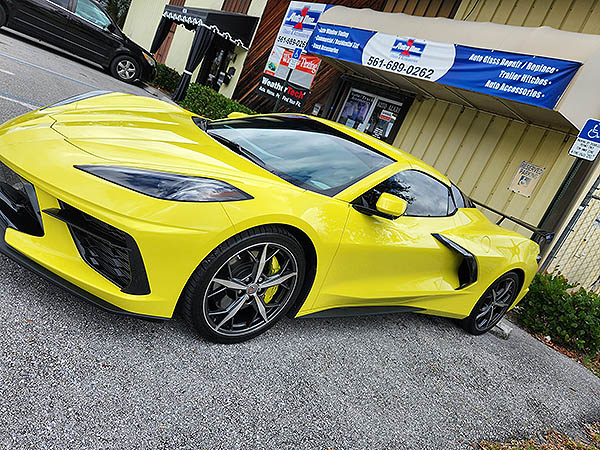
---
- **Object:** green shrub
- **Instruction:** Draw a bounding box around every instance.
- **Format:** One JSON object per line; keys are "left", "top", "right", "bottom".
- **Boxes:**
{"left": 179, "top": 83, "right": 255, "bottom": 120}
{"left": 515, "top": 273, "right": 600, "bottom": 354}
{"left": 152, "top": 63, "right": 182, "bottom": 93}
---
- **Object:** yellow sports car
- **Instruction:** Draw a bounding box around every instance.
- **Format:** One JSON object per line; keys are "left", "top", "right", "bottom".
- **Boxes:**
{"left": 0, "top": 92, "right": 539, "bottom": 343}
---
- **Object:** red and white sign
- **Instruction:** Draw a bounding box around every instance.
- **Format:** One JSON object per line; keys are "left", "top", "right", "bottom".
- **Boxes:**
{"left": 265, "top": 48, "right": 321, "bottom": 89}
{"left": 280, "top": 50, "right": 320, "bottom": 74}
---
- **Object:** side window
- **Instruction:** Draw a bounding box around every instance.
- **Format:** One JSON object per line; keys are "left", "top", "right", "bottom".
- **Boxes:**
{"left": 358, "top": 170, "right": 454, "bottom": 217}
{"left": 75, "top": 0, "right": 112, "bottom": 28}
{"left": 48, "top": 0, "right": 70, "bottom": 8}
{"left": 450, "top": 183, "right": 475, "bottom": 209}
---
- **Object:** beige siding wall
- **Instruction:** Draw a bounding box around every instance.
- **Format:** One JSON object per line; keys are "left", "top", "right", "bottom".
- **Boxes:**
{"left": 393, "top": 0, "right": 599, "bottom": 236}
{"left": 123, "top": 0, "right": 265, "bottom": 97}
{"left": 123, "top": 0, "right": 170, "bottom": 50}
{"left": 393, "top": 100, "right": 575, "bottom": 235}
{"left": 455, "top": 0, "right": 600, "bottom": 33}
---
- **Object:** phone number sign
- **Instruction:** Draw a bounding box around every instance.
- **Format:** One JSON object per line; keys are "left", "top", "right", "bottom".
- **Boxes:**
{"left": 569, "top": 118, "right": 600, "bottom": 161}
{"left": 306, "top": 23, "right": 581, "bottom": 110}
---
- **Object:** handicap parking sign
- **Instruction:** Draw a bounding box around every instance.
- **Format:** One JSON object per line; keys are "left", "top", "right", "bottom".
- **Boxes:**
{"left": 569, "top": 118, "right": 600, "bottom": 161}
{"left": 288, "top": 47, "right": 302, "bottom": 70}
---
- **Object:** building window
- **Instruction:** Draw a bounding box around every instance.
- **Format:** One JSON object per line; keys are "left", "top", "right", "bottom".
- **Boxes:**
{"left": 332, "top": 84, "right": 413, "bottom": 145}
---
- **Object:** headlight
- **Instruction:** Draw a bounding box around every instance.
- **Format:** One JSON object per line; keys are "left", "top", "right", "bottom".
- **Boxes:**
{"left": 143, "top": 52, "right": 156, "bottom": 67}
{"left": 41, "top": 90, "right": 111, "bottom": 110}
{"left": 75, "top": 166, "right": 252, "bottom": 202}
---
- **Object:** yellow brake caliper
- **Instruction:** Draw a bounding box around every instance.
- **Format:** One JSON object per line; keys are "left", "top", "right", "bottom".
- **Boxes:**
{"left": 263, "top": 256, "right": 280, "bottom": 304}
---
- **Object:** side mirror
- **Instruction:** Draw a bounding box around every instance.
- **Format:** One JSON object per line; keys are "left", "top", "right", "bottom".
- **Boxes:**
{"left": 376, "top": 193, "right": 407, "bottom": 217}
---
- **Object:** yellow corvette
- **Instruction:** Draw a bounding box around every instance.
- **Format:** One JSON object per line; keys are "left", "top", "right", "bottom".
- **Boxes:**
{"left": 0, "top": 92, "right": 539, "bottom": 343}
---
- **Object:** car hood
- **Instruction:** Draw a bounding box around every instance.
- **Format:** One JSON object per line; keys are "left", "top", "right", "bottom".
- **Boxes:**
{"left": 121, "top": 33, "right": 146, "bottom": 53}
{"left": 46, "top": 93, "right": 285, "bottom": 185}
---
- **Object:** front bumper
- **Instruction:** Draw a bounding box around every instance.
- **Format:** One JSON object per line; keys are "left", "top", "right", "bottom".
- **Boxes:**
{"left": 139, "top": 58, "right": 157, "bottom": 83}
{"left": 0, "top": 215, "right": 164, "bottom": 320}
{"left": 0, "top": 151, "right": 236, "bottom": 319}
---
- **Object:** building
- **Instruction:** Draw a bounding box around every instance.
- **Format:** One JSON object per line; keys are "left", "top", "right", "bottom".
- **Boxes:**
{"left": 123, "top": 0, "right": 600, "bottom": 286}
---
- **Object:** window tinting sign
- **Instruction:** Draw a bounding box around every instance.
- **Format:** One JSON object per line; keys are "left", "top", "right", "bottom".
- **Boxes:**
{"left": 509, "top": 161, "right": 545, "bottom": 198}
{"left": 569, "top": 118, "right": 600, "bottom": 161}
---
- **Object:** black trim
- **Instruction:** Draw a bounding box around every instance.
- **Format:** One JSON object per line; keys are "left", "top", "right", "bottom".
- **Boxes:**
{"left": 43, "top": 204, "right": 151, "bottom": 295}
{"left": 351, "top": 203, "right": 397, "bottom": 220}
{"left": 300, "top": 305, "right": 423, "bottom": 319}
{"left": 0, "top": 162, "right": 44, "bottom": 237}
{"left": 0, "top": 217, "right": 166, "bottom": 321}
{"left": 432, "top": 233, "right": 478, "bottom": 290}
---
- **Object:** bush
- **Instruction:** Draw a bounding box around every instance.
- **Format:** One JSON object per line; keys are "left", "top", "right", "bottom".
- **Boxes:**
{"left": 152, "top": 63, "right": 182, "bottom": 93}
{"left": 515, "top": 273, "right": 600, "bottom": 354}
{"left": 179, "top": 83, "right": 255, "bottom": 120}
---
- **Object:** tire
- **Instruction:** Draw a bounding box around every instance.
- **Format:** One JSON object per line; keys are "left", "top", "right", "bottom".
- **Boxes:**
{"left": 110, "top": 55, "right": 140, "bottom": 83}
{"left": 0, "top": 6, "right": 7, "bottom": 28}
{"left": 181, "top": 225, "right": 307, "bottom": 344}
{"left": 460, "top": 272, "right": 520, "bottom": 335}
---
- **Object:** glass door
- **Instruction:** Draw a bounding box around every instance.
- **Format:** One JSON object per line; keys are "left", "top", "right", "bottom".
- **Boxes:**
{"left": 363, "top": 97, "right": 405, "bottom": 141}
{"left": 336, "top": 89, "right": 376, "bottom": 132}
{"left": 336, "top": 88, "right": 405, "bottom": 143}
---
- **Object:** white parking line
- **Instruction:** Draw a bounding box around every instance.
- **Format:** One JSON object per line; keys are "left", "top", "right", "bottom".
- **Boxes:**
{"left": 0, "top": 93, "right": 38, "bottom": 110}
{"left": 0, "top": 51, "right": 99, "bottom": 89}
{"left": 0, "top": 68, "right": 15, "bottom": 75}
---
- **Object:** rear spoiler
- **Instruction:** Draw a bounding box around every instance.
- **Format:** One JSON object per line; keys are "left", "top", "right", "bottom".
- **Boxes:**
{"left": 470, "top": 199, "right": 554, "bottom": 245}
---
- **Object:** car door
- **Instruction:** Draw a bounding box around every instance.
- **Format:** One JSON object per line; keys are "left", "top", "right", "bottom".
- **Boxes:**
{"left": 9, "top": 0, "right": 72, "bottom": 46}
{"left": 65, "top": 0, "right": 120, "bottom": 66}
{"left": 318, "top": 169, "right": 466, "bottom": 311}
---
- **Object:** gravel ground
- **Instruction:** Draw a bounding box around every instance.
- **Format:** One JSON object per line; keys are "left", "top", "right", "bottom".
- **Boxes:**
{"left": 0, "top": 27, "right": 599, "bottom": 450}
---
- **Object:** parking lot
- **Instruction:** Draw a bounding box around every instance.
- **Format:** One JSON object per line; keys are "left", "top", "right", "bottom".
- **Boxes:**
{"left": 0, "top": 29, "right": 599, "bottom": 449}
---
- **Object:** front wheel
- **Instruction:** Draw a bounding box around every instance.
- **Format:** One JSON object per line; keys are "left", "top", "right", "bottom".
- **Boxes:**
{"left": 460, "top": 272, "right": 520, "bottom": 335}
{"left": 110, "top": 55, "right": 140, "bottom": 83}
{"left": 0, "top": 6, "right": 7, "bottom": 27}
{"left": 181, "top": 226, "right": 307, "bottom": 343}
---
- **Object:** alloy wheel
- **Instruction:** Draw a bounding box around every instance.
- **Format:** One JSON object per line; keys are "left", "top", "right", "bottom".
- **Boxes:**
{"left": 116, "top": 59, "right": 136, "bottom": 80}
{"left": 202, "top": 242, "right": 299, "bottom": 336}
{"left": 474, "top": 276, "right": 517, "bottom": 331}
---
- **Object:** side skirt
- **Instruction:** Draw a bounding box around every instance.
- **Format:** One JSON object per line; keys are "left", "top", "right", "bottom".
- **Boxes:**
{"left": 300, "top": 305, "right": 424, "bottom": 319}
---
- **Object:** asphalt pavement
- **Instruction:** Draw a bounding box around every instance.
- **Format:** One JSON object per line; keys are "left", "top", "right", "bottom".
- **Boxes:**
{"left": 0, "top": 28, "right": 599, "bottom": 450}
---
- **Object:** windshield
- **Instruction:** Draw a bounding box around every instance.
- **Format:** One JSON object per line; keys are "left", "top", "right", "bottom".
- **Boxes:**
{"left": 205, "top": 116, "right": 393, "bottom": 196}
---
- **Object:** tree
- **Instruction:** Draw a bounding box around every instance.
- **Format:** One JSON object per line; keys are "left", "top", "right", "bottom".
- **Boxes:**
{"left": 99, "top": 0, "right": 131, "bottom": 28}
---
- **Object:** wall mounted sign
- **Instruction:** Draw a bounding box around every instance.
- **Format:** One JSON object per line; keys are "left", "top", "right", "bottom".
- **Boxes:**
{"left": 569, "top": 118, "right": 600, "bottom": 161}
{"left": 256, "top": 2, "right": 328, "bottom": 111}
{"left": 509, "top": 161, "right": 546, "bottom": 197}
{"left": 306, "top": 23, "right": 582, "bottom": 109}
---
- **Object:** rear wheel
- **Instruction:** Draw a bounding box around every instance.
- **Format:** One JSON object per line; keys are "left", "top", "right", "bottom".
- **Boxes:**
{"left": 110, "top": 55, "right": 140, "bottom": 83}
{"left": 460, "top": 272, "right": 520, "bottom": 335}
{"left": 181, "top": 226, "right": 306, "bottom": 343}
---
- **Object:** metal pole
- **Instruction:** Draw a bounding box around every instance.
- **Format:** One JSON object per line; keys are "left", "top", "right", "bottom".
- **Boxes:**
{"left": 540, "top": 175, "right": 600, "bottom": 271}
{"left": 273, "top": 68, "right": 293, "bottom": 113}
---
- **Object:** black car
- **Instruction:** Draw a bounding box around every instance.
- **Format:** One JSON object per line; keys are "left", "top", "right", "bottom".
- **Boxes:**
{"left": 0, "top": 0, "right": 156, "bottom": 83}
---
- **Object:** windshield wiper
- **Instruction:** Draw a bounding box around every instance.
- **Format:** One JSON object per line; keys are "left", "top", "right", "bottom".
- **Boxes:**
{"left": 207, "top": 131, "right": 266, "bottom": 168}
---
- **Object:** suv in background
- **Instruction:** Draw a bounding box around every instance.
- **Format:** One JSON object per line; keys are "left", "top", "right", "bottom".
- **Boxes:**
{"left": 0, "top": 0, "right": 156, "bottom": 83}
